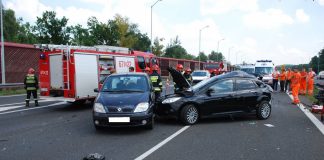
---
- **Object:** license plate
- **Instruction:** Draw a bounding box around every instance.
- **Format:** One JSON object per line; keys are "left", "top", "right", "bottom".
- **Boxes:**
{"left": 108, "top": 117, "right": 130, "bottom": 123}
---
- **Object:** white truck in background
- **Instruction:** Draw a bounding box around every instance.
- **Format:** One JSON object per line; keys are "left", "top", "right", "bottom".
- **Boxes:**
{"left": 254, "top": 60, "right": 275, "bottom": 86}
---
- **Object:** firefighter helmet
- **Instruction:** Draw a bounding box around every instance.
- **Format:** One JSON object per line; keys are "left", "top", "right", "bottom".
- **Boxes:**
{"left": 176, "top": 64, "right": 183, "bottom": 70}
{"left": 145, "top": 67, "right": 150, "bottom": 72}
{"left": 152, "top": 65, "right": 159, "bottom": 71}
{"left": 185, "top": 68, "right": 191, "bottom": 73}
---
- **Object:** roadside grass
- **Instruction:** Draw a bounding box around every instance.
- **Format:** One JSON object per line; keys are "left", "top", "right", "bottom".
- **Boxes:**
{"left": 0, "top": 88, "right": 26, "bottom": 96}
{"left": 307, "top": 86, "right": 319, "bottom": 104}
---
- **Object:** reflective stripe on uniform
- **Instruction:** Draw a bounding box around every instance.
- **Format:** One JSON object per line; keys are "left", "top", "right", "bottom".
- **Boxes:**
{"left": 150, "top": 76, "right": 159, "bottom": 83}
{"left": 27, "top": 87, "right": 36, "bottom": 90}
{"left": 154, "top": 87, "right": 161, "bottom": 92}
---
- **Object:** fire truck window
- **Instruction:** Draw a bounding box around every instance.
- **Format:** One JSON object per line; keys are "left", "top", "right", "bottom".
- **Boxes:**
{"left": 137, "top": 56, "right": 145, "bottom": 69}
{"left": 145, "top": 58, "right": 150, "bottom": 67}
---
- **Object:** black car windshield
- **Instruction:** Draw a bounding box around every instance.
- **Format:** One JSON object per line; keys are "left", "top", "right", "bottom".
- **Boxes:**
{"left": 101, "top": 75, "right": 148, "bottom": 92}
{"left": 192, "top": 71, "right": 207, "bottom": 77}
{"left": 192, "top": 76, "right": 216, "bottom": 91}
{"left": 255, "top": 67, "right": 273, "bottom": 75}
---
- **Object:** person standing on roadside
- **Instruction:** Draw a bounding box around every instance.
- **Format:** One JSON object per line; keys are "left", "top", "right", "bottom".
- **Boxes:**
{"left": 291, "top": 67, "right": 301, "bottom": 105}
{"left": 279, "top": 68, "right": 286, "bottom": 92}
{"left": 183, "top": 68, "right": 193, "bottom": 85}
{"left": 24, "top": 68, "right": 39, "bottom": 107}
{"left": 285, "top": 68, "right": 293, "bottom": 93}
{"left": 299, "top": 68, "right": 307, "bottom": 95}
{"left": 307, "top": 68, "right": 316, "bottom": 96}
{"left": 150, "top": 65, "right": 163, "bottom": 98}
{"left": 272, "top": 68, "right": 279, "bottom": 91}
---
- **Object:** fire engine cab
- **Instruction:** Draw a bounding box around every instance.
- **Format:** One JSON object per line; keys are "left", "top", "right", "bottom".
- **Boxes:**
{"left": 37, "top": 44, "right": 158, "bottom": 103}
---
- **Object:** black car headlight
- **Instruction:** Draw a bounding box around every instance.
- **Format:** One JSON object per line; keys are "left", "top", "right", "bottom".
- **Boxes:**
{"left": 93, "top": 103, "right": 106, "bottom": 113}
{"left": 134, "top": 102, "right": 149, "bottom": 113}
{"left": 162, "top": 97, "right": 181, "bottom": 104}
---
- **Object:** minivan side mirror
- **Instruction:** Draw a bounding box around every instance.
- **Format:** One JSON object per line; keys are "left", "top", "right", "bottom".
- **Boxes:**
{"left": 94, "top": 88, "right": 99, "bottom": 92}
{"left": 206, "top": 88, "right": 215, "bottom": 96}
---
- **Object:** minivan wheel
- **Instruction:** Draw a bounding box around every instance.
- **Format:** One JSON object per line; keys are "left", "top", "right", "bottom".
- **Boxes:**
{"left": 180, "top": 104, "right": 199, "bottom": 125}
{"left": 257, "top": 101, "right": 271, "bottom": 120}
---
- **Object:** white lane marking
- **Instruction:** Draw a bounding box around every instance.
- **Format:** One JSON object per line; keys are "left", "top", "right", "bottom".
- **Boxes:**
{"left": 264, "top": 124, "right": 275, "bottom": 127}
{"left": 134, "top": 126, "right": 190, "bottom": 160}
{"left": 0, "top": 99, "right": 53, "bottom": 107}
{"left": 0, "top": 102, "right": 66, "bottom": 115}
{"left": 0, "top": 94, "right": 25, "bottom": 98}
{"left": 287, "top": 93, "right": 324, "bottom": 135}
{"left": 0, "top": 105, "right": 24, "bottom": 112}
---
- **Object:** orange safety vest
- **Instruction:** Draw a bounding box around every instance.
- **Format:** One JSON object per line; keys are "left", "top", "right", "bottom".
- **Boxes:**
{"left": 286, "top": 71, "right": 293, "bottom": 80}
{"left": 279, "top": 71, "right": 286, "bottom": 81}
{"left": 291, "top": 72, "right": 301, "bottom": 87}
{"left": 300, "top": 71, "right": 307, "bottom": 81}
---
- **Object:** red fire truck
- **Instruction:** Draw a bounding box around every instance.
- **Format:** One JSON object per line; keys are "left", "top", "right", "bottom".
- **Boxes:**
{"left": 37, "top": 45, "right": 159, "bottom": 103}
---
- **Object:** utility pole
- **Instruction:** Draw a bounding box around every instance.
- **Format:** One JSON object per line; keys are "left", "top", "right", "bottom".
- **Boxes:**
{"left": 0, "top": 0, "right": 5, "bottom": 84}
{"left": 198, "top": 25, "right": 209, "bottom": 68}
{"left": 151, "top": 0, "right": 162, "bottom": 53}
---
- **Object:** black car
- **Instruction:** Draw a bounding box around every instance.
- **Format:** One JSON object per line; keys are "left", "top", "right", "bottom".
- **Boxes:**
{"left": 93, "top": 73, "right": 155, "bottom": 130}
{"left": 155, "top": 67, "right": 273, "bottom": 125}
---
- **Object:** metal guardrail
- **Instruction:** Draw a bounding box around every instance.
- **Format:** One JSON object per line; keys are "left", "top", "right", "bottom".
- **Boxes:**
{"left": 0, "top": 83, "right": 24, "bottom": 89}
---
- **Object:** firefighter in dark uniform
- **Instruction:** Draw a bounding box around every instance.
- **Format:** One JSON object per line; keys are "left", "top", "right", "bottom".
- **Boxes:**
{"left": 210, "top": 69, "right": 217, "bottom": 77}
{"left": 183, "top": 68, "right": 193, "bottom": 85}
{"left": 150, "top": 65, "right": 162, "bottom": 98}
{"left": 24, "top": 68, "right": 39, "bottom": 107}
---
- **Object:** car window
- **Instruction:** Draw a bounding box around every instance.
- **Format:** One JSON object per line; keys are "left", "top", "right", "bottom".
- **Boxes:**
{"left": 209, "top": 79, "right": 234, "bottom": 93}
{"left": 102, "top": 75, "right": 148, "bottom": 92}
{"left": 236, "top": 79, "right": 257, "bottom": 90}
{"left": 192, "top": 71, "right": 207, "bottom": 77}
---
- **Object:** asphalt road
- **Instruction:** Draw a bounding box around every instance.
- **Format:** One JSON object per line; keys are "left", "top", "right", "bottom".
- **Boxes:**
{"left": 1, "top": 93, "right": 324, "bottom": 160}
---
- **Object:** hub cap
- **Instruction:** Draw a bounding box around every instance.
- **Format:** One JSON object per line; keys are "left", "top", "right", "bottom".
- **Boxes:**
{"left": 261, "top": 103, "right": 271, "bottom": 118}
{"left": 186, "top": 106, "right": 198, "bottom": 124}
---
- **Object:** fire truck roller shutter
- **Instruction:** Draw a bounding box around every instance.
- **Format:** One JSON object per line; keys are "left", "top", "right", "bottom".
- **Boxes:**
{"left": 74, "top": 53, "right": 99, "bottom": 98}
{"left": 49, "top": 54, "right": 63, "bottom": 90}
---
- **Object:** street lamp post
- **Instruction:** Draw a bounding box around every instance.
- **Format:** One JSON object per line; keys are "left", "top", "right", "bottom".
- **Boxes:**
{"left": 227, "top": 46, "right": 234, "bottom": 63}
{"left": 198, "top": 25, "right": 209, "bottom": 68}
{"left": 0, "top": 0, "right": 5, "bottom": 84}
{"left": 151, "top": 0, "right": 162, "bottom": 53}
{"left": 318, "top": 53, "right": 320, "bottom": 73}
{"left": 217, "top": 38, "right": 225, "bottom": 62}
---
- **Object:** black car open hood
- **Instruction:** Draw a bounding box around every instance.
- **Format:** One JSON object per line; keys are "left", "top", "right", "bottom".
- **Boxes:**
{"left": 167, "top": 67, "right": 191, "bottom": 89}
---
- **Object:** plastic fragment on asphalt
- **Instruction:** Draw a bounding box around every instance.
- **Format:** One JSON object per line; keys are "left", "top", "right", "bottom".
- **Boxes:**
{"left": 83, "top": 153, "right": 105, "bottom": 160}
{"left": 2, "top": 147, "right": 6, "bottom": 151}
{"left": 264, "top": 124, "right": 275, "bottom": 127}
{"left": 249, "top": 122, "right": 256, "bottom": 125}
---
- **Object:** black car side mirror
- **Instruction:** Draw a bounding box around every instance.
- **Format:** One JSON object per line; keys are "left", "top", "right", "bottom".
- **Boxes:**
{"left": 206, "top": 88, "right": 215, "bottom": 96}
{"left": 94, "top": 88, "right": 99, "bottom": 92}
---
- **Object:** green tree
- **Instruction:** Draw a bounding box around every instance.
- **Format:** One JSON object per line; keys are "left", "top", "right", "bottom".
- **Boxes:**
{"left": 3, "top": 9, "right": 20, "bottom": 42}
{"left": 17, "top": 21, "right": 37, "bottom": 44}
{"left": 71, "top": 24, "right": 92, "bottom": 46}
{"left": 196, "top": 52, "right": 208, "bottom": 62}
{"left": 164, "top": 36, "right": 188, "bottom": 59}
{"left": 309, "top": 48, "right": 324, "bottom": 73}
{"left": 34, "top": 11, "right": 71, "bottom": 44}
{"left": 208, "top": 50, "right": 224, "bottom": 62}
{"left": 132, "top": 32, "right": 151, "bottom": 51}
{"left": 152, "top": 37, "right": 164, "bottom": 56}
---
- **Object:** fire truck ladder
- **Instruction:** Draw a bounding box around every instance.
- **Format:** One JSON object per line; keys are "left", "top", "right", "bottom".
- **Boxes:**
{"left": 62, "top": 49, "right": 70, "bottom": 90}
{"left": 34, "top": 44, "right": 130, "bottom": 54}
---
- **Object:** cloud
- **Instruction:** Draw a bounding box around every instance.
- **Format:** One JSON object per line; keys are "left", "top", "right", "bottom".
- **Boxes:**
{"left": 243, "top": 9, "right": 294, "bottom": 29}
{"left": 295, "top": 9, "right": 310, "bottom": 23}
{"left": 319, "top": 0, "right": 324, "bottom": 6}
{"left": 276, "top": 46, "right": 311, "bottom": 65}
{"left": 4, "top": 0, "right": 52, "bottom": 22}
{"left": 200, "top": 0, "right": 258, "bottom": 15}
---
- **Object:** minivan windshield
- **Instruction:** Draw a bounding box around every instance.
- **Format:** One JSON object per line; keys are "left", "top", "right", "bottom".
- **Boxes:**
{"left": 101, "top": 75, "right": 148, "bottom": 92}
{"left": 192, "top": 71, "right": 207, "bottom": 77}
{"left": 255, "top": 67, "right": 273, "bottom": 75}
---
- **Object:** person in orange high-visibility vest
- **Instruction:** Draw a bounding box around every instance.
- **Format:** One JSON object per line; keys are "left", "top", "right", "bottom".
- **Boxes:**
{"left": 307, "top": 68, "right": 316, "bottom": 96}
{"left": 291, "top": 67, "right": 301, "bottom": 104}
{"left": 279, "top": 68, "right": 286, "bottom": 92}
{"left": 285, "top": 68, "right": 293, "bottom": 93}
{"left": 299, "top": 68, "right": 307, "bottom": 95}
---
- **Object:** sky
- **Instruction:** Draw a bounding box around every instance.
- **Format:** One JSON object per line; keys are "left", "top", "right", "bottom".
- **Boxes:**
{"left": 4, "top": 0, "right": 324, "bottom": 65}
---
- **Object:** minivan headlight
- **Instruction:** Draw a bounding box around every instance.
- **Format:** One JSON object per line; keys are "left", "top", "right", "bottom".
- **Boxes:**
{"left": 134, "top": 102, "right": 149, "bottom": 113}
{"left": 94, "top": 103, "right": 106, "bottom": 113}
{"left": 162, "top": 97, "right": 181, "bottom": 104}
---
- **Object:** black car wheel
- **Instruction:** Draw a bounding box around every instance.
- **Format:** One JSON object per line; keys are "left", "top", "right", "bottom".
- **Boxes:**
{"left": 257, "top": 101, "right": 271, "bottom": 120}
{"left": 180, "top": 104, "right": 199, "bottom": 125}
